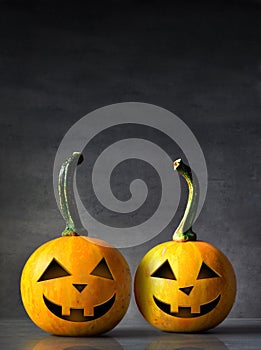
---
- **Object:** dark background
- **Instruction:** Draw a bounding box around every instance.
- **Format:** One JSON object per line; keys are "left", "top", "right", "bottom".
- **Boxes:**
{"left": 0, "top": 0, "right": 261, "bottom": 323}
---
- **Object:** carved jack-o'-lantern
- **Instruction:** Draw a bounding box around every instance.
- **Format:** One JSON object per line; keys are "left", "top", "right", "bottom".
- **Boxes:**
{"left": 21, "top": 153, "right": 131, "bottom": 336}
{"left": 134, "top": 159, "right": 236, "bottom": 332}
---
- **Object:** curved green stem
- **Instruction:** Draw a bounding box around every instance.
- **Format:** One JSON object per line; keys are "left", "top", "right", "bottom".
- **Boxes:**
{"left": 58, "top": 152, "right": 86, "bottom": 236}
{"left": 172, "top": 158, "right": 197, "bottom": 242}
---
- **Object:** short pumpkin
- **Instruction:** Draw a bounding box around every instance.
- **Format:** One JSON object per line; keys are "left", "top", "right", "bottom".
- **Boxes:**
{"left": 134, "top": 159, "right": 236, "bottom": 332}
{"left": 20, "top": 153, "right": 131, "bottom": 336}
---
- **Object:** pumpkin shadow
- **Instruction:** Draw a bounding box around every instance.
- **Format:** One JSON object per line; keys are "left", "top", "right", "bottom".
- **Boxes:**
{"left": 144, "top": 333, "right": 229, "bottom": 350}
{"left": 26, "top": 335, "right": 123, "bottom": 350}
{"left": 108, "top": 327, "right": 160, "bottom": 338}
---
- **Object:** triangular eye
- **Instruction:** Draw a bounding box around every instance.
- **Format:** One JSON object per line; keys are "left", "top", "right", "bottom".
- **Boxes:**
{"left": 197, "top": 262, "right": 220, "bottom": 279}
{"left": 38, "top": 258, "right": 71, "bottom": 282}
{"left": 151, "top": 260, "right": 176, "bottom": 280}
{"left": 90, "top": 258, "right": 114, "bottom": 280}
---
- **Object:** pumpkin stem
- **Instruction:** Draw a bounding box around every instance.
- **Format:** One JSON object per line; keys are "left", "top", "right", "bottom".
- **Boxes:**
{"left": 172, "top": 158, "right": 197, "bottom": 242}
{"left": 58, "top": 152, "right": 87, "bottom": 236}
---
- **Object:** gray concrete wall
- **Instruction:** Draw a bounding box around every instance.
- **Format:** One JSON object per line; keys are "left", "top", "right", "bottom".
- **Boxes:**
{"left": 0, "top": 0, "right": 261, "bottom": 323}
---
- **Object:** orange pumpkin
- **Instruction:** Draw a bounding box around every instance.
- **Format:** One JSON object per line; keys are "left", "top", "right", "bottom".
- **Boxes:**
{"left": 20, "top": 153, "right": 131, "bottom": 336}
{"left": 134, "top": 159, "right": 236, "bottom": 332}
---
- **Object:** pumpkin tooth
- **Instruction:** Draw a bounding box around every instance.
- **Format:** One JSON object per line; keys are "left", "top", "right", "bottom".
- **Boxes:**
{"left": 62, "top": 306, "right": 71, "bottom": 316}
{"left": 170, "top": 303, "right": 179, "bottom": 313}
{"left": 84, "top": 308, "right": 95, "bottom": 317}
{"left": 191, "top": 304, "right": 201, "bottom": 314}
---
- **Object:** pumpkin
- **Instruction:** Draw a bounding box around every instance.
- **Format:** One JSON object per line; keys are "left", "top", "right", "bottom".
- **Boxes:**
{"left": 134, "top": 159, "right": 236, "bottom": 332}
{"left": 20, "top": 153, "right": 131, "bottom": 336}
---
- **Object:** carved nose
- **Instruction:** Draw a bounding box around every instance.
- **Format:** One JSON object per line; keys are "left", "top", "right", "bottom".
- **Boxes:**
{"left": 179, "top": 286, "right": 193, "bottom": 296}
{"left": 73, "top": 284, "right": 87, "bottom": 293}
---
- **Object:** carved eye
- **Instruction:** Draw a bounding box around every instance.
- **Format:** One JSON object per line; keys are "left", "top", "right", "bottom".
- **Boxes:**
{"left": 90, "top": 258, "right": 114, "bottom": 280}
{"left": 38, "top": 258, "right": 71, "bottom": 282}
{"left": 151, "top": 260, "right": 177, "bottom": 280}
{"left": 197, "top": 262, "right": 220, "bottom": 279}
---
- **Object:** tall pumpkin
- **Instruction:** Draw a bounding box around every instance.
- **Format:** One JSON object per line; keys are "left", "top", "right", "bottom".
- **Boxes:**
{"left": 134, "top": 159, "right": 236, "bottom": 332}
{"left": 20, "top": 153, "right": 131, "bottom": 336}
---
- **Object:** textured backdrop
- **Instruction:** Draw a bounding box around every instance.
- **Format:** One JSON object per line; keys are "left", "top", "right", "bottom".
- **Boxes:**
{"left": 0, "top": 0, "right": 261, "bottom": 323}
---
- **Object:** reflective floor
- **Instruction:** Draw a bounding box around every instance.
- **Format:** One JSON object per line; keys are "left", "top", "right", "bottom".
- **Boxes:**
{"left": 0, "top": 319, "right": 260, "bottom": 350}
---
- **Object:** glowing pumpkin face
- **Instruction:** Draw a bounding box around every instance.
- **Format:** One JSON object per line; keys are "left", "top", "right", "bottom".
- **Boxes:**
{"left": 134, "top": 240, "right": 236, "bottom": 332}
{"left": 21, "top": 236, "right": 131, "bottom": 336}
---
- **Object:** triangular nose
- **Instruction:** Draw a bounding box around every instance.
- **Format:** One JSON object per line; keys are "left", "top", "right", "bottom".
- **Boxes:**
{"left": 73, "top": 283, "right": 87, "bottom": 293}
{"left": 179, "top": 286, "right": 193, "bottom": 296}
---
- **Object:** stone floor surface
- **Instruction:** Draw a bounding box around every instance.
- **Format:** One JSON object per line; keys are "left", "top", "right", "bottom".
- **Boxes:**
{"left": 0, "top": 318, "right": 260, "bottom": 350}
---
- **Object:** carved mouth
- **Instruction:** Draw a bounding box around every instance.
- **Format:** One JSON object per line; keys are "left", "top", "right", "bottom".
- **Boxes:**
{"left": 43, "top": 293, "right": 116, "bottom": 322}
{"left": 153, "top": 294, "right": 221, "bottom": 318}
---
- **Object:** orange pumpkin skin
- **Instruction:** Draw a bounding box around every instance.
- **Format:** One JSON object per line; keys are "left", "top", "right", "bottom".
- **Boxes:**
{"left": 21, "top": 236, "right": 131, "bottom": 336}
{"left": 134, "top": 240, "right": 236, "bottom": 332}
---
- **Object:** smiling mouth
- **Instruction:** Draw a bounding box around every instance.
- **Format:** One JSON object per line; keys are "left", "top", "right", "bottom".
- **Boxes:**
{"left": 153, "top": 294, "right": 221, "bottom": 318}
{"left": 43, "top": 293, "right": 116, "bottom": 322}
